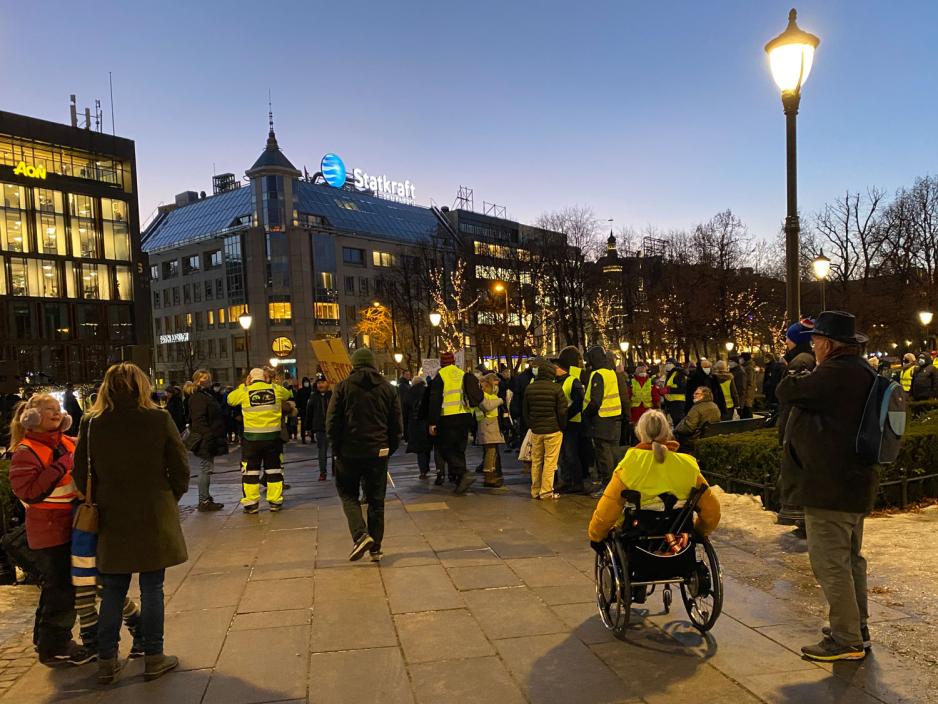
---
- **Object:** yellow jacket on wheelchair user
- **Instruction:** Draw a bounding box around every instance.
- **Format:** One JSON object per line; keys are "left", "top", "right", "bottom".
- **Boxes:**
{"left": 587, "top": 441, "right": 721, "bottom": 542}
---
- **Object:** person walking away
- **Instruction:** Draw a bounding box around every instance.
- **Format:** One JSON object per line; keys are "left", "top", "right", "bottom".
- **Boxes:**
{"left": 306, "top": 374, "right": 333, "bottom": 481}
{"left": 739, "top": 353, "right": 757, "bottom": 418}
{"left": 295, "top": 377, "right": 312, "bottom": 444}
{"left": 662, "top": 359, "right": 687, "bottom": 427}
{"left": 326, "top": 348, "right": 402, "bottom": 561}
{"left": 629, "top": 363, "right": 658, "bottom": 425}
{"left": 911, "top": 355, "right": 937, "bottom": 401}
{"left": 583, "top": 345, "right": 623, "bottom": 495}
{"left": 588, "top": 409, "right": 720, "bottom": 542}
{"left": 477, "top": 374, "right": 506, "bottom": 488}
{"left": 776, "top": 319, "right": 816, "bottom": 534}
{"left": 556, "top": 346, "right": 587, "bottom": 493}
{"left": 227, "top": 368, "right": 293, "bottom": 513}
{"left": 898, "top": 353, "right": 916, "bottom": 394}
{"left": 63, "top": 383, "right": 82, "bottom": 438}
{"left": 72, "top": 362, "right": 189, "bottom": 683}
{"left": 404, "top": 376, "right": 433, "bottom": 479}
{"left": 712, "top": 361, "right": 739, "bottom": 421}
{"left": 776, "top": 311, "right": 875, "bottom": 662}
{"left": 184, "top": 369, "right": 226, "bottom": 512}
{"left": 428, "top": 351, "right": 484, "bottom": 494}
{"left": 522, "top": 358, "right": 567, "bottom": 500}
{"left": 8, "top": 395, "right": 90, "bottom": 665}
{"left": 398, "top": 371, "right": 412, "bottom": 442}
{"left": 673, "top": 387, "right": 721, "bottom": 452}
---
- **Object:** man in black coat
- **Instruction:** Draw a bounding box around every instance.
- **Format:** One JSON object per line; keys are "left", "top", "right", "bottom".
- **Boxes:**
{"left": 582, "top": 345, "right": 622, "bottom": 494}
{"left": 428, "top": 351, "right": 483, "bottom": 494}
{"left": 776, "top": 311, "right": 875, "bottom": 663}
{"left": 295, "top": 377, "right": 312, "bottom": 443}
{"left": 306, "top": 374, "right": 333, "bottom": 480}
{"left": 326, "top": 348, "right": 402, "bottom": 562}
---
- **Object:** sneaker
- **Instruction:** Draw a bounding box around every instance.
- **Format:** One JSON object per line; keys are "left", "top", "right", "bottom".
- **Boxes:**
{"left": 197, "top": 499, "right": 224, "bottom": 512}
{"left": 67, "top": 644, "right": 97, "bottom": 666}
{"left": 349, "top": 534, "right": 375, "bottom": 562}
{"left": 541, "top": 492, "right": 561, "bottom": 500}
{"left": 269, "top": 502, "right": 283, "bottom": 513}
{"left": 454, "top": 473, "right": 477, "bottom": 495}
{"left": 129, "top": 644, "right": 145, "bottom": 659}
{"left": 822, "top": 626, "right": 871, "bottom": 650}
{"left": 39, "top": 640, "right": 85, "bottom": 667}
{"left": 434, "top": 474, "right": 445, "bottom": 486}
{"left": 418, "top": 473, "right": 428, "bottom": 480}
{"left": 319, "top": 473, "right": 327, "bottom": 481}
{"left": 801, "top": 637, "right": 866, "bottom": 662}
{"left": 242, "top": 504, "right": 259, "bottom": 515}
{"left": 283, "top": 483, "right": 292, "bottom": 490}
{"left": 369, "top": 549, "right": 383, "bottom": 562}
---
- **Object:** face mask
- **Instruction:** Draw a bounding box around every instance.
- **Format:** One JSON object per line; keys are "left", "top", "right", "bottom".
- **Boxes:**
{"left": 532, "top": 367, "right": 539, "bottom": 378}
{"left": 303, "top": 382, "right": 310, "bottom": 387}
{"left": 702, "top": 367, "right": 712, "bottom": 375}
{"left": 665, "top": 363, "right": 674, "bottom": 372}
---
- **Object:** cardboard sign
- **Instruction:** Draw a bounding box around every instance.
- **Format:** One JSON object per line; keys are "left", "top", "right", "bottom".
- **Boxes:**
{"left": 310, "top": 338, "right": 353, "bottom": 384}
{"left": 455, "top": 349, "right": 466, "bottom": 370}
{"left": 420, "top": 358, "right": 441, "bottom": 379}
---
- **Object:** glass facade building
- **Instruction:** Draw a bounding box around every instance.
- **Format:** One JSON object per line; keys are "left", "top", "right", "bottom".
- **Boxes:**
{"left": 0, "top": 111, "right": 150, "bottom": 387}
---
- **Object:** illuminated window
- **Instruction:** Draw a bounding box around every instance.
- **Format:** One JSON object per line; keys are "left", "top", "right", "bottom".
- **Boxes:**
{"left": 35, "top": 189, "right": 66, "bottom": 255}
{"left": 69, "top": 194, "right": 99, "bottom": 258}
{"left": 150, "top": 264, "right": 159, "bottom": 281}
{"left": 102, "top": 198, "right": 130, "bottom": 261}
{"left": 372, "top": 251, "right": 396, "bottom": 267}
{"left": 218, "top": 307, "right": 226, "bottom": 325}
{"left": 320, "top": 271, "right": 335, "bottom": 290}
{"left": 1, "top": 184, "right": 28, "bottom": 253}
{"left": 268, "top": 300, "right": 292, "bottom": 324}
{"left": 114, "top": 265, "right": 132, "bottom": 301}
{"left": 229, "top": 304, "right": 248, "bottom": 322}
{"left": 315, "top": 302, "right": 340, "bottom": 320}
{"left": 207, "top": 310, "right": 215, "bottom": 328}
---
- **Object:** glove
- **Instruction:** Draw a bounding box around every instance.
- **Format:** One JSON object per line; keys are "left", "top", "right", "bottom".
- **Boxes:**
{"left": 590, "top": 540, "right": 605, "bottom": 555}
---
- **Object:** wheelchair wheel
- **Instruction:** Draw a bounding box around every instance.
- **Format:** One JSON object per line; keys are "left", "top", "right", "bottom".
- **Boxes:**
{"left": 595, "top": 539, "right": 631, "bottom": 635}
{"left": 680, "top": 537, "right": 723, "bottom": 632}
{"left": 663, "top": 585, "right": 672, "bottom": 613}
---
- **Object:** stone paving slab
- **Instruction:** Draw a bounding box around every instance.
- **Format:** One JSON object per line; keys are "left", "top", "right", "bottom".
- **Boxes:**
{"left": 408, "top": 655, "right": 526, "bottom": 704}
{"left": 308, "top": 647, "right": 413, "bottom": 704}
{"left": 394, "top": 609, "right": 495, "bottom": 663}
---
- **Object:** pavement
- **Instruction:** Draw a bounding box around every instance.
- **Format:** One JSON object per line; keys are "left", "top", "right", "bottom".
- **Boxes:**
{"left": 0, "top": 440, "right": 933, "bottom": 704}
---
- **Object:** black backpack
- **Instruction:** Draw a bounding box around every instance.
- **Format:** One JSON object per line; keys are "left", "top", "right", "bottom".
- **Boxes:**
{"left": 856, "top": 368, "right": 906, "bottom": 465}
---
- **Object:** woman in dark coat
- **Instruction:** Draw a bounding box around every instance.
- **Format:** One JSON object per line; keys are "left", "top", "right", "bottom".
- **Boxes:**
{"left": 184, "top": 370, "right": 227, "bottom": 512}
{"left": 73, "top": 362, "right": 189, "bottom": 684}
{"left": 404, "top": 377, "right": 433, "bottom": 478}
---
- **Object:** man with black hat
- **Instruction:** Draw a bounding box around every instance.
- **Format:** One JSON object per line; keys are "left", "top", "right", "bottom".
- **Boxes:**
{"left": 327, "top": 347, "right": 402, "bottom": 561}
{"left": 306, "top": 373, "right": 333, "bottom": 481}
{"left": 776, "top": 311, "right": 876, "bottom": 662}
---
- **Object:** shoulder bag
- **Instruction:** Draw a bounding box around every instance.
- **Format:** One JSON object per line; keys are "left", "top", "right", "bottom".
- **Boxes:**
{"left": 73, "top": 417, "right": 98, "bottom": 534}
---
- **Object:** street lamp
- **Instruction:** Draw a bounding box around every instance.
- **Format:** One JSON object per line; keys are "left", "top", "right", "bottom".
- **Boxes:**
{"left": 429, "top": 311, "right": 442, "bottom": 354}
{"left": 493, "top": 282, "right": 510, "bottom": 363}
{"left": 238, "top": 312, "right": 253, "bottom": 371}
{"left": 269, "top": 357, "right": 279, "bottom": 368}
{"left": 765, "top": 8, "right": 820, "bottom": 324}
{"left": 919, "top": 310, "right": 933, "bottom": 350}
{"left": 393, "top": 352, "right": 403, "bottom": 365}
{"left": 813, "top": 249, "right": 831, "bottom": 311}
{"left": 725, "top": 342, "right": 735, "bottom": 354}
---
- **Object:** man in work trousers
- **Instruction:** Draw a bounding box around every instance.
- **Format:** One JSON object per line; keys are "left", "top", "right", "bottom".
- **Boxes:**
{"left": 327, "top": 348, "right": 402, "bottom": 562}
{"left": 582, "top": 345, "right": 623, "bottom": 497}
{"left": 428, "top": 351, "right": 483, "bottom": 495}
{"left": 555, "top": 346, "right": 586, "bottom": 493}
{"left": 776, "top": 311, "right": 876, "bottom": 662}
{"left": 227, "top": 368, "right": 293, "bottom": 514}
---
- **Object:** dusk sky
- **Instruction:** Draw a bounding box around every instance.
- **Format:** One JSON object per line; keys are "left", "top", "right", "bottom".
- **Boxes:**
{"left": 4, "top": 1, "right": 937, "bottom": 242}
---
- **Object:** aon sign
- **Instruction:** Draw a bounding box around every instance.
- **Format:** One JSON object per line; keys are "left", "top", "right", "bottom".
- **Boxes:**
{"left": 13, "top": 161, "right": 47, "bottom": 179}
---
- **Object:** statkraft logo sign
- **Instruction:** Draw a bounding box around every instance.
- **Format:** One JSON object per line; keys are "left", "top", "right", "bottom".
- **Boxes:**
{"left": 319, "top": 153, "right": 415, "bottom": 201}
{"left": 320, "top": 153, "right": 347, "bottom": 188}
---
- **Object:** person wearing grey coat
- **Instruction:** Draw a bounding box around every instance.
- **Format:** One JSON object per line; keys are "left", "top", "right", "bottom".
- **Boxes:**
{"left": 478, "top": 374, "right": 505, "bottom": 488}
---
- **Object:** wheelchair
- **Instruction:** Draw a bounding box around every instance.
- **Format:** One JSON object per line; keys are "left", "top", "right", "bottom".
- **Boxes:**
{"left": 595, "top": 485, "right": 723, "bottom": 636}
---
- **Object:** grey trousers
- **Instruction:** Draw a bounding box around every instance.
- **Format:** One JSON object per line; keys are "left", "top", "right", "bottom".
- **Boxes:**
{"left": 804, "top": 507, "right": 869, "bottom": 648}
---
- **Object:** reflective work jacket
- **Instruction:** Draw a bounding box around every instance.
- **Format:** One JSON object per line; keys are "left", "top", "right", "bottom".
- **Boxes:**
{"left": 900, "top": 366, "right": 914, "bottom": 393}
{"left": 719, "top": 379, "right": 735, "bottom": 409}
{"left": 439, "top": 365, "right": 469, "bottom": 416}
{"left": 586, "top": 368, "right": 621, "bottom": 418}
{"left": 17, "top": 435, "right": 78, "bottom": 510}
{"left": 562, "top": 367, "right": 582, "bottom": 423}
{"left": 227, "top": 381, "right": 293, "bottom": 441}
{"left": 665, "top": 371, "right": 685, "bottom": 402}
{"left": 631, "top": 378, "right": 653, "bottom": 408}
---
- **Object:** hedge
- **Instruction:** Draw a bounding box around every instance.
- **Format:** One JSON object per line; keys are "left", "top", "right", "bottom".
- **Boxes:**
{"left": 0, "top": 460, "right": 13, "bottom": 531}
{"left": 696, "top": 417, "right": 938, "bottom": 508}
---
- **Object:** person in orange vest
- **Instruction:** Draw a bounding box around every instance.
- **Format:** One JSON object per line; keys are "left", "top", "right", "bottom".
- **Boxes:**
{"left": 8, "top": 394, "right": 90, "bottom": 666}
{"left": 629, "top": 362, "right": 660, "bottom": 425}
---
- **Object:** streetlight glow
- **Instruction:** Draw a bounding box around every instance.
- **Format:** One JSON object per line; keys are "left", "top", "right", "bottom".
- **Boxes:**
{"left": 725, "top": 342, "right": 735, "bottom": 352}
{"left": 238, "top": 313, "right": 253, "bottom": 331}
{"left": 919, "top": 311, "right": 933, "bottom": 327}
{"left": 269, "top": 357, "right": 279, "bottom": 368}
{"left": 429, "top": 311, "right": 442, "bottom": 327}
{"left": 765, "top": 9, "right": 820, "bottom": 95}
{"left": 393, "top": 352, "right": 403, "bottom": 364}
{"left": 812, "top": 250, "right": 831, "bottom": 280}
{"left": 493, "top": 282, "right": 505, "bottom": 293}
{"left": 618, "top": 341, "right": 630, "bottom": 353}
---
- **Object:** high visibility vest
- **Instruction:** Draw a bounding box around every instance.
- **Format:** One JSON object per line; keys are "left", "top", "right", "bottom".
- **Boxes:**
{"left": 562, "top": 367, "right": 582, "bottom": 423}
{"left": 631, "top": 378, "right": 653, "bottom": 408}
{"left": 719, "top": 379, "right": 734, "bottom": 409}
{"left": 586, "top": 368, "right": 621, "bottom": 418}
{"left": 481, "top": 392, "right": 499, "bottom": 419}
{"left": 439, "top": 365, "right": 469, "bottom": 416}
{"left": 901, "top": 366, "right": 914, "bottom": 392}
{"left": 17, "top": 435, "right": 78, "bottom": 510}
{"left": 228, "top": 381, "right": 292, "bottom": 440}
{"left": 664, "top": 371, "right": 686, "bottom": 402}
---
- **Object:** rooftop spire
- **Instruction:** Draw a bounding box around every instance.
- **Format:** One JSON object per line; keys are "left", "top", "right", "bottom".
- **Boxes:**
{"left": 268, "top": 90, "right": 274, "bottom": 137}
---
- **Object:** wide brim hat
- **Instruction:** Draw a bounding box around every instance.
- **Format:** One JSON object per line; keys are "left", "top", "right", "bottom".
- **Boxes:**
{"left": 809, "top": 311, "right": 869, "bottom": 345}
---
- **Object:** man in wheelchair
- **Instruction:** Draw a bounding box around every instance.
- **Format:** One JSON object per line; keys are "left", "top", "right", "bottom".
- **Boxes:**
{"left": 587, "top": 410, "right": 723, "bottom": 633}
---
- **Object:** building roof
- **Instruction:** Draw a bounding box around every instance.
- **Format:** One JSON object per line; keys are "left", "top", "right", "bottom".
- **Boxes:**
{"left": 246, "top": 129, "right": 300, "bottom": 176}
{"left": 142, "top": 179, "right": 440, "bottom": 253}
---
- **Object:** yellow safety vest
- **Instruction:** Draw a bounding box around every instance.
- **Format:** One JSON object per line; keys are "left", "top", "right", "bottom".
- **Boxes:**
{"left": 664, "top": 371, "right": 685, "bottom": 402}
{"left": 227, "top": 381, "right": 292, "bottom": 440}
{"left": 631, "top": 378, "right": 653, "bottom": 408}
{"left": 561, "top": 367, "right": 582, "bottom": 423}
{"left": 586, "top": 368, "right": 621, "bottom": 418}
{"left": 901, "top": 366, "right": 914, "bottom": 392}
{"left": 719, "top": 379, "right": 734, "bottom": 409}
{"left": 439, "top": 365, "right": 469, "bottom": 416}
{"left": 481, "top": 392, "right": 499, "bottom": 419}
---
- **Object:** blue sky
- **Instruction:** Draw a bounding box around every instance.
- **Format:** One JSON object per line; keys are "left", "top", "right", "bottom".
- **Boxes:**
{"left": 3, "top": 1, "right": 937, "bottom": 240}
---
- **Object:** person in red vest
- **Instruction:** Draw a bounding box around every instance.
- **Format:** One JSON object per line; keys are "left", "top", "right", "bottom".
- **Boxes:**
{"left": 629, "top": 362, "right": 661, "bottom": 425}
{"left": 8, "top": 393, "right": 90, "bottom": 666}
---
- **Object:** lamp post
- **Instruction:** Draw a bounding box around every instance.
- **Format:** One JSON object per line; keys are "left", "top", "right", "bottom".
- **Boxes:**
{"left": 812, "top": 249, "right": 831, "bottom": 311}
{"left": 393, "top": 352, "right": 403, "bottom": 366}
{"left": 619, "top": 340, "right": 630, "bottom": 365}
{"left": 765, "top": 8, "right": 820, "bottom": 324}
{"left": 238, "top": 312, "right": 253, "bottom": 373}
{"left": 493, "top": 282, "right": 509, "bottom": 364}
{"left": 429, "top": 311, "right": 442, "bottom": 355}
{"left": 725, "top": 341, "right": 735, "bottom": 360}
{"left": 918, "top": 310, "right": 933, "bottom": 351}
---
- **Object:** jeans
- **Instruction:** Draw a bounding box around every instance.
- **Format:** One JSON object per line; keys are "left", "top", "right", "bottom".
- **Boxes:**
{"left": 530, "top": 431, "right": 563, "bottom": 498}
{"left": 32, "top": 543, "right": 76, "bottom": 656}
{"left": 315, "top": 431, "right": 330, "bottom": 475}
{"left": 98, "top": 570, "right": 166, "bottom": 659}
{"left": 198, "top": 455, "right": 214, "bottom": 502}
{"left": 804, "top": 507, "right": 869, "bottom": 649}
{"left": 335, "top": 456, "right": 388, "bottom": 549}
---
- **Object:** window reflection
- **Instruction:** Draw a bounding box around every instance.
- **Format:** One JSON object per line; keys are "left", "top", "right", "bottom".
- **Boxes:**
{"left": 1, "top": 184, "right": 27, "bottom": 253}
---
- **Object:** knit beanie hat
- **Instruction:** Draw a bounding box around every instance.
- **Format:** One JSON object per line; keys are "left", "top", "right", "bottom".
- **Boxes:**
{"left": 785, "top": 317, "right": 816, "bottom": 346}
{"left": 558, "top": 346, "right": 582, "bottom": 371}
{"left": 249, "top": 368, "right": 267, "bottom": 383}
{"left": 351, "top": 348, "right": 376, "bottom": 368}
{"left": 440, "top": 351, "right": 455, "bottom": 366}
